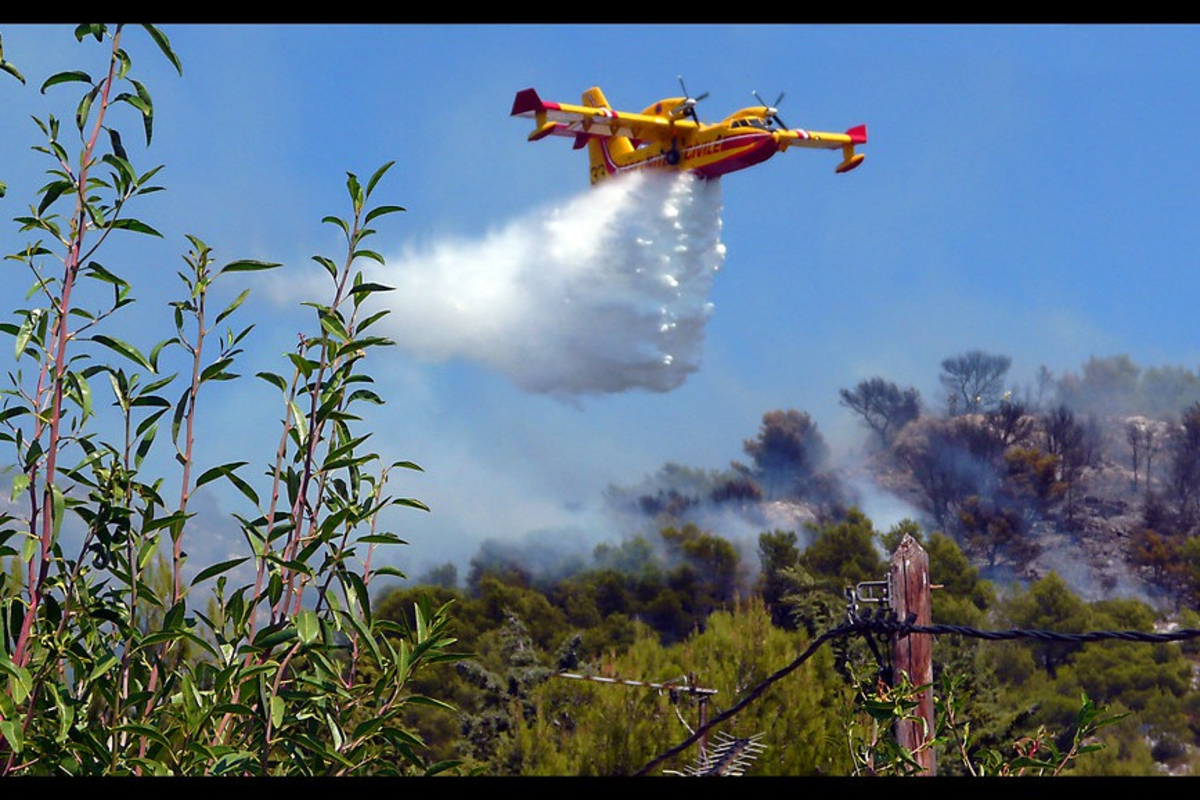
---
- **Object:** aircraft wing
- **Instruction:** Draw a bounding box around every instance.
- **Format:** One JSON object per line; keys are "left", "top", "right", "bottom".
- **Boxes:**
{"left": 511, "top": 88, "right": 697, "bottom": 145}
{"left": 776, "top": 124, "right": 868, "bottom": 172}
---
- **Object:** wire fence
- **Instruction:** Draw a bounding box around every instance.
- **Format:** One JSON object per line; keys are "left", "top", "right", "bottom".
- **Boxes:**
{"left": 633, "top": 613, "right": 1200, "bottom": 776}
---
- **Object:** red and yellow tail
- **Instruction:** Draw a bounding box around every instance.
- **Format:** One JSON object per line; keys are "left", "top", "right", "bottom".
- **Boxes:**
{"left": 582, "top": 87, "right": 633, "bottom": 186}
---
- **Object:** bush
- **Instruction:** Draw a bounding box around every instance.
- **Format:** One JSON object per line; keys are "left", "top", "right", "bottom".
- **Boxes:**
{"left": 0, "top": 24, "right": 457, "bottom": 776}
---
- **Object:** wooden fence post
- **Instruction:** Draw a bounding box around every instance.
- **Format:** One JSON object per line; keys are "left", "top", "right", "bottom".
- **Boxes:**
{"left": 889, "top": 533, "right": 935, "bottom": 775}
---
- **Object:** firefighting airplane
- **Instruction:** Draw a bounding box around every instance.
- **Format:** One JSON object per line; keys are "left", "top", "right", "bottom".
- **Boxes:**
{"left": 511, "top": 80, "right": 867, "bottom": 186}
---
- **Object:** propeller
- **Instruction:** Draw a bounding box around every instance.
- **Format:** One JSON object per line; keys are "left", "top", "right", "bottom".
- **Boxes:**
{"left": 676, "top": 75, "right": 709, "bottom": 123}
{"left": 752, "top": 90, "right": 789, "bottom": 129}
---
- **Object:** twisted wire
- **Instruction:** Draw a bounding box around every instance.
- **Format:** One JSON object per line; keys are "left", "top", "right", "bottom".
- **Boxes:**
{"left": 634, "top": 615, "right": 1200, "bottom": 776}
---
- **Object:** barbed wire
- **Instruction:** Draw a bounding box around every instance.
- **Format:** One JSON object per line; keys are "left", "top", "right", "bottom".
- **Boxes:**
{"left": 633, "top": 614, "right": 1200, "bottom": 776}
{"left": 881, "top": 618, "right": 1200, "bottom": 644}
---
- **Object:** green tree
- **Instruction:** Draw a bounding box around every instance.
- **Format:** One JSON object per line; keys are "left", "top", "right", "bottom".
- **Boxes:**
{"left": 839, "top": 376, "right": 921, "bottom": 447}
{"left": 756, "top": 529, "right": 801, "bottom": 627}
{"left": 939, "top": 350, "right": 1012, "bottom": 415}
{"left": 0, "top": 24, "right": 456, "bottom": 776}
{"left": 957, "top": 494, "right": 1036, "bottom": 569}
{"left": 1056, "top": 354, "right": 1141, "bottom": 417}
{"left": 511, "top": 601, "right": 851, "bottom": 776}
{"left": 1141, "top": 365, "right": 1200, "bottom": 419}
{"left": 735, "top": 409, "right": 838, "bottom": 503}
{"left": 893, "top": 417, "right": 985, "bottom": 532}
{"left": 1168, "top": 402, "right": 1200, "bottom": 529}
{"left": 660, "top": 522, "right": 742, "bottom": 610}
{"left": 1041, "top": 404, "right": 1089, "bottom": 522}
{"left": 998, "top": 572, "right": 1092, "bottom": 679}
{"left": 923, "top": 529, "right": 995, "bottom": 622}
{"left": 799, "top": 508, "right": 886, "bottom": 587}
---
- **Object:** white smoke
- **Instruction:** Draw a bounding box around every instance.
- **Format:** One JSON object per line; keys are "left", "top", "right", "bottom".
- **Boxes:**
{"left": 365, "top": 171, "right": 726, "bottom": 397}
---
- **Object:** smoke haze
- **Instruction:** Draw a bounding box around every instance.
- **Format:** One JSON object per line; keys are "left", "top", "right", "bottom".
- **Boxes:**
{"left": 366, "top": 172, "right": 726, "bottom": 397}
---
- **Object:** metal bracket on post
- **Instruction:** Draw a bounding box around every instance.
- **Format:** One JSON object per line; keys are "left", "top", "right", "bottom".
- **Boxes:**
{"left": 844, "top": 576, "right": 892, "bottom": 623}
{"left": 842, "top": 575, "right": 896, "bottom": 686}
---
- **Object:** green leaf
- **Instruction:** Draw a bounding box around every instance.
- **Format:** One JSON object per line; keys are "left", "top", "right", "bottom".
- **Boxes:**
{"left": 344, "top": 570, "right": 370, "bottom": 614}
{"left": 114, "top": 722, "right": 172, "bottom": 750}
{"left": 137, "top": 534, "right": 161, "bottom": 571}
{"left": 365, "top": 161, "right": 395, "bottom": 199}
{"left": 256, "top": 371, "right": 288, "bottom": 392}
{"left": 107, "top": 127, "right": 128, "bottom": 161}
{"left": 312, "top": 255, "right": 338, "bottom": 279}
{"left": 211, "top": 702, "right": 258, "bottom": 719}
{"left": 296, "top": 609, "right": 319, "bottom": 645}
{"left": 49, "top": 482, "right": 65, "bottom": 539}
{"left": 82, "top": 260, "right": 129, "bottom": 287}
{"left": 225, "top": 467, "right": 261, "bottom": 507}
{"left": 322, "top": 215, "right": 350, "bottom": 238}
{"left": 423, "top": 760, "right": 464, "bottom": 777}
{"left": 352, "top": 716, "right": 386, "bottom": 741}
{"left": 347, "top": 281, "right": 395, "bottom": 298}
{"left": 217, "top": 259, "right": 281, "bottom": 274}
{"left": 64, "top": 370, "right": 92, "bottom": 418}
{"left": 270, "top": 695, "right": 285, "bottom": 729}
{"left": 360, "top": 533, "right": 407, "bottom": 545}
{"left": 161, "top": 600, "right": 187, "bottom": 631}
{"left": 126, "top": 78, "right": 155, "bottom": 145}
{"left": 37, "top": 179, "right": 72, "bottom": 215}
{"left": 345, "top": 388, "right": 384, "bottom": 406}
{"left": 200, "top": 357, "right": 236, "bottom": 383}
{"left": 319, "top": 312, "right": 349, "bottom": 342}
{"left": 251, "top": 623, "right": 297, "bottom": 651}
{"left": 345, "top": 172, "right": 363, "bottom": 210}
{"left": 90, "top": 333, "right": 154, "bottom": 370}
{"left": 102, "top": 152, "right": 137, "bottom": 188}
{"left": 109, "top": 217, "right": 163, "bottom": 237}
{"left": 10, "top": 473, "right": 29, "bottom": 501}
{"left": 393, "top": 497, "right": 431, "bottom": 512}
{"left": 0, "top": 720, "right": 22, "bottom": 755}
{"left": 113, "top": 46, "right": 131, "bottom": 81}
{"left": 40, "top": 70, "right": 92, "bottom": 93}
{"left": 401, "top": 695, "right": 456, "bottom": 712}
{"left": 88, "top": 651, "right": 119, "bottom": 683}
{"left": 352, "top": 248, "right": 386, "bottom": 266}
{"left": 364, "top": 204, "right": 405, "bottom": 225}
{"left": 288, "top": 399, "right": 309, "bottom": 442}
{"left": 14, "top": 309, "right": 42, "bottom": 358}
{"left": 0, "top": 654, "right": 33, "bottom": 704}
{"left": 141, "top": 24, "right": 183, "bottom": 76}
{"left": 326, "top": 712, "right": 345, "bottom": 751}
{"left": 75, "top": 83, "right": 99, "bottom": 132}
{"left": 195, "top": 460, "right": 249, "bottom": 489}
{"left": 73, "top": 24, "right": 106, "bottom": 42}
{"left": 0, "top": 32, "right": 26, "bottom": 85}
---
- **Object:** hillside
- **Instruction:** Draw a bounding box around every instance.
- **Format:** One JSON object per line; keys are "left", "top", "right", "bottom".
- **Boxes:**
{"left": 605, "top": 368, "right": 1200, "bottom": 613}
{"left": 856, "top": 411, "right": 1177, "bottom": 606}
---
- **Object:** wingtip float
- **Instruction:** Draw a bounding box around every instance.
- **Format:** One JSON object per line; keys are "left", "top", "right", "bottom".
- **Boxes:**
{"left": 511, "top": 81, "right": 867, "bottom": 186}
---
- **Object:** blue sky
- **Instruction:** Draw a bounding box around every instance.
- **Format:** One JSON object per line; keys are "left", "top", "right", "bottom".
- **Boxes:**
{"left": 3, "top": 24, "right": 1199, "bottom": 581}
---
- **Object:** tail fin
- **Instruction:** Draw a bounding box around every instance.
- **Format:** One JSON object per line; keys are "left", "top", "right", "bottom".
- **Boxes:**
{"left": 582, "top": 87, "right": 633, "bottom": 186}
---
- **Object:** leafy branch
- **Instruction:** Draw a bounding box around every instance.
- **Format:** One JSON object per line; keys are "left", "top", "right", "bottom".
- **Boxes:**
{"left": 0, "top": 23, "right": 459, "bottom": 777}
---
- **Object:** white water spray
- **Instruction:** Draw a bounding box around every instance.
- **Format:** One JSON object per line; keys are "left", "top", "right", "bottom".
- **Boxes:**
{"left": 366, "top": 171, "right": 726, "bottom": 397}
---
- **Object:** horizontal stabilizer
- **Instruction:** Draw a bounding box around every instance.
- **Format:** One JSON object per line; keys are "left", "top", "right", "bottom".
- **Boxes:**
{"left": 528, "top": 120, "right": 558, "bottom": 141}
{"left": 835, "top": 152, "right": 865, "bottom": 173}
{"left": 511, "top": 88, "right": 545, "bottom": 117}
